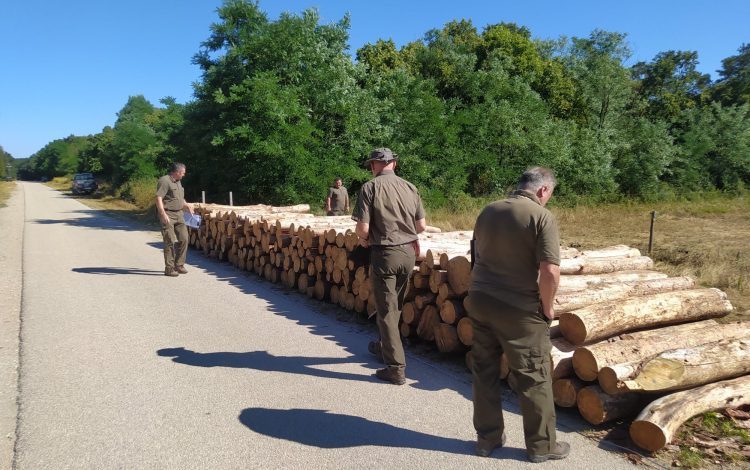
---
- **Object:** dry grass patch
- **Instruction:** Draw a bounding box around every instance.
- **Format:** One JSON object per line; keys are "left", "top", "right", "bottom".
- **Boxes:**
{"left": 0, "top": 181, "right": 17, "bottom": 208}
{"left": 427, "top": 194, "right": 750, "bottom": 320}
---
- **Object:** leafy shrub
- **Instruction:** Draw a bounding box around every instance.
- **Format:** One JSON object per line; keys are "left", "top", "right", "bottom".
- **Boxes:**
{"left": 117, "top": 177, "right": 157, "bottom": 210}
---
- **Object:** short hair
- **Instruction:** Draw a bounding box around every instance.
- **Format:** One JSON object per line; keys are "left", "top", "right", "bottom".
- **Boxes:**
{"left": 518, "top": 167, "right": 556, "bottom": 192}
{"left": 334, "top": 177, "right": 342, "bottom": 182}
{"left": 170, "top": 162, "right": 186, "bottom": 173}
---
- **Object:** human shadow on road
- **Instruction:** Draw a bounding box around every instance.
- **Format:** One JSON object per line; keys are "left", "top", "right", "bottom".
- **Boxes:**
{"left": 157, "top": 347, "right": 378, "bottom": 383}
{"left": 30, "top": 210, "right": 147, "bottom": 232}
{"left": 238, "top": 407, "right": 529, "bottom": 461}
{"left": 72, "top": 267, "right": 164, "bottom": 276}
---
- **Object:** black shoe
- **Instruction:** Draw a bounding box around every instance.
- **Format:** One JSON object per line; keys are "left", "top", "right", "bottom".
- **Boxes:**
{"left": 476, "top": 431, "right": 507, "bottom": 457}
{"left": 375, "top": 368, "right": 406, "bottom": 385}
{"left": 528, "top": 442, "right": 570, "bottom": 463}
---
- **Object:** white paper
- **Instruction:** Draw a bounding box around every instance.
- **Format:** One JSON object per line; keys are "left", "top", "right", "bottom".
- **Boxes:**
{"left": 183, "top": 213, "right": 202, "bottom": 228}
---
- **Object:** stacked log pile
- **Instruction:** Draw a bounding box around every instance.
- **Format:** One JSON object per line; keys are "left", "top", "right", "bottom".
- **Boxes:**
{"left": 186, "top": 204, "right": 743, "bottom": 452}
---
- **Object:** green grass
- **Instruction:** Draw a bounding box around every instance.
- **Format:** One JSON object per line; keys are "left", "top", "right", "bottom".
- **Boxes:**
{"left": 679, "top": 447, "right": 706, "bottom": 468}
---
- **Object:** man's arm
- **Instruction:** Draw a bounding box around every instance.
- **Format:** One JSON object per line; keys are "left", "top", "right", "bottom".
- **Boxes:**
{"left": 156, "top": 196, "right": 169, "bottom": 225}
{"left": 345, "top": 194, "right": 350, "bottom": 213}
{"left": 415, "top": 218, "right": 426, "bottom": 234}
{"left": 183, "top": 199, "right": 194, "bottom": 215}
{"left": 539, "top": 261, "right": 560, "bottom": 321}
{"left": 326, "top": 196, "right": 332, "bottom": 213}
{"left": 356, "top": 221, "right": 369, "bottom": 248}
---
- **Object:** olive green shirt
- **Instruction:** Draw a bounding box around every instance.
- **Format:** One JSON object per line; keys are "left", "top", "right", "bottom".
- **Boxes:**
{"left": 327, "top": 186, "right": 348, "bottom": 212}
{"left": 352, "top": 170, "right": 426, "bottom": 246}
{"left": 156, "top": 174, "right": 184, "bottom": 212}
{"left": 469, "top": 189, "right": 560, "bottom": 312}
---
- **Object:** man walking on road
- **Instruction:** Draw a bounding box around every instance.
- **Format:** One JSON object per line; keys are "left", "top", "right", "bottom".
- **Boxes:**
{"left": 353, "top": 148, "right": 426, "bottom": 385}
{"left": 326, "top": 177, "right": 349, "bottom": 216}
{"left": 156, "top": 162, "right": 194, "bottom": 277}
{"left": 466, "top": 167, "right": 569, "bottom": 463}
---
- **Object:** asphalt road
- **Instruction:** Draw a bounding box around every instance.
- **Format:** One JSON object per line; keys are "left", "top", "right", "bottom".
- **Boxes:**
{"left": 4, "top": 182, "right": 640, "bottom": 469}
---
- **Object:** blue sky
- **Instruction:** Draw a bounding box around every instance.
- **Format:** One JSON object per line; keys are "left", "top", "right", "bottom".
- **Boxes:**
{"left": 1, "top": 0, "right": 747, "bottom": 160}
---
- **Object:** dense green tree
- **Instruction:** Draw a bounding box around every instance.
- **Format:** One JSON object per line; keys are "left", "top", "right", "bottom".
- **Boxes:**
{"left": 711, "top": 43, "right": 750, "bottom": 107}
{"left": 632, "top": 50, "right": 710, "bottom": 121}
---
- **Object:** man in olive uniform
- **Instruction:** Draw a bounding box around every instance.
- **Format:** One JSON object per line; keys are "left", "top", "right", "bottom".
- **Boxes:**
{"left": 156, "top": 162, "right": 194, "bottom": 277}
{"left": 353, "top": 148, "right": 426, "bottom": 385}
{"left": 466, "top": 167, "right": 570, "bottom": 463}
{"left": 326, "top": 177, "right": 349, "bottom": 216}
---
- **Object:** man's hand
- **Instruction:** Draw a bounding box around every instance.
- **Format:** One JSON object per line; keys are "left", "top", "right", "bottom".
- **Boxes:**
{"left": 359, "top": 238, "right": 370, "bottom": 248}
{"left": 345, "top": 206, "right": 350, "bottom": 213}
{"left": 543, "top": 306, "right": 555, "bottom": 322}
{"left": 160, "top": 212, "right": 169, "bottom": 225}
{"left": 539, "top": 261, "right": 560, "bottom": 322}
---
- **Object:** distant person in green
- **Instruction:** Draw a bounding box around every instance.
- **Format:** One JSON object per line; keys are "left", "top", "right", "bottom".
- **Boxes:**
{"left": 467, "top": 166, "right": 570, "bottom": 463}
{"left": 156, "top": 162, "right": 194, "bottom": 277}
{"left": 326, "top": 177, "right": 349, "bottom": 216}
{"left": 353, "top": 148, "right": 426, "bottom": 385}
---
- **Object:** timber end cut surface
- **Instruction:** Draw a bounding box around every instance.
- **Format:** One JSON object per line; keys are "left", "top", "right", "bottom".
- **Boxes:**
{"left": 558, "top": 312, "right": 587, "bottom": 345}
{"left": 571, "top": 347, "right": 598, "bottom": 381}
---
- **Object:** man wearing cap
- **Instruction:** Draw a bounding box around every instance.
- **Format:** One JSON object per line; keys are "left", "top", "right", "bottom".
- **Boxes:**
{"left": 326, "top": 177, "right": 349, "bottom": 216}
{"left": 353, "top": 148, "right": 426, "bottom": 385}
{"left": 156, "top": 162, "right": 194, "bottom": 277}
{"left": 466, "top": 166, "right": 569, "bottom": 463}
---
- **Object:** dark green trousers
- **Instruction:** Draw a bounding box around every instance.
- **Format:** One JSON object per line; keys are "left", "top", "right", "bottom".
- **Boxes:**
{"left": 370, "top": 244, "right": 415, "bottom": 373}
{"left": 161, "top": 210, "right": 188, "bottom": 269}
{"left": 466, "top": 290, "right": 557, "bottom": 456}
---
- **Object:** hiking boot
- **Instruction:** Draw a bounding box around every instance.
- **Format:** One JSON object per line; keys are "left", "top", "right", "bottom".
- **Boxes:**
{"left": 175, "top": 265, "right": 188, "bottom": 274}
{"left": 375, "top": 368, "right": 406, "bottom": 385}
{"left": 476, "top": 431, "right": 507, "bottom": 457}
{"left": 165, "top": 268, "right": 179, "bottom": 277}
{"left": 527, "top": 442, "right": 570, "bottom": 463}
{"left": 368, "top": 341, "right": 384, "bottom": 363}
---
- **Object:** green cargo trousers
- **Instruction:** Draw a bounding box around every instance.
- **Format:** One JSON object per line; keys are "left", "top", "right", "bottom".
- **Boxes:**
{"left": 370, "top": 244, "right": 416, "bottom": 374}
{"left": 161, "top": 210, "right": 188, "bottom": 269}
{"left": 466, "top": 290, "right": 557, "bottom": 456}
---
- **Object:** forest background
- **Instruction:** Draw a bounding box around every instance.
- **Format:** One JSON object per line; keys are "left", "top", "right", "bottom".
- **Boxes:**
{"left": 2, "top": 0, "right": 749, "bottom": 211}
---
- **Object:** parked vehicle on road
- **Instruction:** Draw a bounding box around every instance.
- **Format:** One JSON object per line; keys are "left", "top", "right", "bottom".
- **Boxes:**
{"left": 71, "top": 173, "right": 98, "bottom": 195}
{"left": 41, "top": 177, "right": 48, "bottom": 182}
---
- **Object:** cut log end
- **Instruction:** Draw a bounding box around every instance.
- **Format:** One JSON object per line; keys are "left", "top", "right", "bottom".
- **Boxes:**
{"left": 559, "top": 312, "right": 587, "bottom": 345}
{"left": 577, "top": 388, "right": 606, "bottom": 425}
{"left": 552, "top": 378, "right": 584, "bottom": 407}
{"left": 629, "top": 420, "right": 668, "bottom": 453}
{"left": 572, "top": 348, "right": 599, "bottom": 381}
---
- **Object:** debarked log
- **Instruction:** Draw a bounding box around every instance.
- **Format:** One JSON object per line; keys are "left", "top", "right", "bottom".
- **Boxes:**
{"left": 559, "top": 288, "right": 732, "bottom": 345}
{"left": 630, "top": 375, "right": 750, "bottom": 452}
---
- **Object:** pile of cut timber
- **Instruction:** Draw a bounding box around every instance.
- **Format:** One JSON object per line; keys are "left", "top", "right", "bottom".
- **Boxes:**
{"left": 187, "top": 204, "right": 743, "bottom": 452}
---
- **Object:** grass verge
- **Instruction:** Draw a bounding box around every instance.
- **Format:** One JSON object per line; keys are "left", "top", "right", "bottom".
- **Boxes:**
{"left": 0, "top": 181, "right": 16, "bottom": 208}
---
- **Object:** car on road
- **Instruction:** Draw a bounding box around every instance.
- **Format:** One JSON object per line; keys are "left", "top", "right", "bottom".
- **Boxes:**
{"left": 41, "top": 177, "right": 48, "bottom": 182}
{"left": 4, "top": 176, "right": 11, "bottom": 182}
{"left": 71, "top": 173, "right": 98, "bottom": 195}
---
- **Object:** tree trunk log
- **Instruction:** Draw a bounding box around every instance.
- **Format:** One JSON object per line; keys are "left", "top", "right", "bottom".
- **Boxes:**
{"left": 558, "top": 271, "right": 667, "bottom": 291}
{"left": 559, "top": 288, "right": 732, "bottom": 345}
{"left": 600, "top": 337, "right": 750, "bottom": 395}
{"left": 554, "top": 277, "right": 695, "bottom": 313}
{"left": 447, "top": 255, "right": 472, "bottom": 296}
{"left": 571, "top": 320, "right": 748, "bottom": 381}
{"left": 434, "top": 323, "right": 467, "bottom": 353}
{"left": 630, "top": 375, "right": 750, "bottom": 452}
{"left": 456, "top": 317, "right": 473, "bottom": 346}
{"left": 429, "top": 270, "right": 449, "bottom": 294}
{"left": 551, "top": 338, "right": 579, "bottom": 381}
{"left": 552, "top": 378, "right": 587, "bottom": 407}
{"left": 440, "top": 299, "right": 466, "bottom": 325}
{"left": 414, "top": 292, "right": 437, "bottom": 309}
{"left": 580, "top": 245, "right": 641, "bottom": 258}
{"left": 577, "top": 385, "right": 643, "bottom": 425}
{"left": 402, "top": 302, "right": 422, "bottom": 325}
{"left": 416, "top": 305, "right": 441, "bottom": 341}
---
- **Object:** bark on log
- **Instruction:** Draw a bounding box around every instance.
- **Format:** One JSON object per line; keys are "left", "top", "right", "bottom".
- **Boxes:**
{"left": 630, "top": 375, "right": 750, "bottom": 452}
{"left": 554, "top": 277, "right": 696, "bottom": 313}
{"left": 599, "top": 337, "right": 750, "bottom": 395}
{"left": 571, "top": 320, "right": 747, "bottom": 381}
{"left": 552, "top": 378, "right": 587, "bottom": 407}
{"left": 580, "top": 245, "right": 641, "bottom": 258}
{"left": 559, "top": 288, "right": 732, "bottom": 345}
{"left": 577, "top": 385, "right": 643, "bottom": 425}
